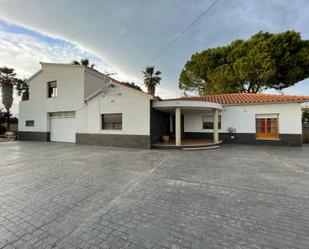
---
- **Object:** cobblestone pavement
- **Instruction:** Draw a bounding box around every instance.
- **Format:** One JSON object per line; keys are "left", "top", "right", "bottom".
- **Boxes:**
{"left": 1, "top": 142, "right": 309, "bottom": 249}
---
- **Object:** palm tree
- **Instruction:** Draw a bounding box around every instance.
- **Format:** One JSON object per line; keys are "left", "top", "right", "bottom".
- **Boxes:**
{"left": 72, "top": 58, "right": 95, "bottom": 69}
{"left": 143, "top": 66, "right": 161, "bottom": 95}
{"left": 0, "top": 67, "right": 17, "bottom": 130}
{"left": 0, "top": 108, "right": 6, "bottom": 135}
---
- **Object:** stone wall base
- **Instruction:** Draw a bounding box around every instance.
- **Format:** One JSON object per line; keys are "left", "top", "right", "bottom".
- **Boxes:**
{"left": 184, "top": 132, "right": 302, "bottom": 147}
{"left": 18, "top": 131, "right": 50, "bottom": 142}
{"left": 76, "top": 133, "right": 150, "bottom": 149}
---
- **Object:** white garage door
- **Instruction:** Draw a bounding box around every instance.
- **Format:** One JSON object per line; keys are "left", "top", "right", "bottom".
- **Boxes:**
{"left": 50, "top": 111, "right": 76, "bottom": 143}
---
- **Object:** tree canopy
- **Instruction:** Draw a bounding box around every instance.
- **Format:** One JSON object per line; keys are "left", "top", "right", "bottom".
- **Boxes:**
{"left": 0, "top": 67, "right": 27, "bottom": 130}
{"left": 0, "top": 67, "right": 16, "bottom": 113}
{"left": 303, "top": 110, "right": 309, "bottom": 123}
{"left": 179, "top": 31, "right": 309, "bottom": 95}
{"left": 121, "top": 82, "right": 142, "bottom": 91}
{"left": 72, "top": 58, "right": 95, "bottom": 69}
{"left": 15, "top": 78, "right": 29, "bottom": 100}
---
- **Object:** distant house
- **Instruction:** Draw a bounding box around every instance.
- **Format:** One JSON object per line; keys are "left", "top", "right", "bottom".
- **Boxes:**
{"left": 18, "top": 62, "right": 309, "bottom": 148}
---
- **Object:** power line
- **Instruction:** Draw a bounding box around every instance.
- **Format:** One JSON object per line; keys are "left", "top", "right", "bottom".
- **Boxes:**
{"left": 145, "top": 0, "right": 220, "bottom": 66}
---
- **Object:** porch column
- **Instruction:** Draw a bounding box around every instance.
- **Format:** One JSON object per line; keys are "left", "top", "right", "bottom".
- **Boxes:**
{"left": 169, "top": 114, "right": 173, "bottom": 133}
{"left": 175, "top": 107, "right": 181, "bottom": 146}
{"left": 213, "top": 109, "right": 219, "bottom": 143}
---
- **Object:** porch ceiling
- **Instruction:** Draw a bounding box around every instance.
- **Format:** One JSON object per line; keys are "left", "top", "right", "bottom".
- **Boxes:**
{"left": 153, "top": 100, "right": 222, "bottom": 113}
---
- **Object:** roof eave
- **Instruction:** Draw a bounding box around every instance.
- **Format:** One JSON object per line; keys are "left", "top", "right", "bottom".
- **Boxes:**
{"left": 25, "top": 69, "right": 43, "bottom": 83}
{"left": 222, "top": 100, "right": 309, "bottom": 106}
{"left": 84, "top": 89, "right": 103, "bottom": 103}
{"left": 40, "top": 62, "right": 85, "bottom": 68}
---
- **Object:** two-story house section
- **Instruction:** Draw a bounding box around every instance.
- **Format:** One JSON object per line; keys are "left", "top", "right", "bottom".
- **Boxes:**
{"left": 18, "top": 62, "right": 156, "bottom": 147}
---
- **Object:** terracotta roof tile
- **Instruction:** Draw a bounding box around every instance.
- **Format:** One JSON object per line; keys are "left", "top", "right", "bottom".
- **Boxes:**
{"left": 174, "top": 93, "right": 309, "bottom": 105}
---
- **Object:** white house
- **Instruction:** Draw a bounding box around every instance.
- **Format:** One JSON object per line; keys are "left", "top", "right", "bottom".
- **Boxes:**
{"left": 18, "top": 62, "right": 309, "bottom": 148}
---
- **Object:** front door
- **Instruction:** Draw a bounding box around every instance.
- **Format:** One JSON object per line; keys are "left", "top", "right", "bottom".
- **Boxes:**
{"left": 256, "top": 117, "right": 279, "bottom": 140}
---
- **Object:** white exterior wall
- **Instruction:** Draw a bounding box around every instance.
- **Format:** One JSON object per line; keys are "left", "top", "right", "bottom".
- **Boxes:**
{"left": 78, "top": 85, "right": 151, "bottom": 135}
{"left": 19, "top": 63, "right": 152, "bottom": 138}
{"left": 18, "top": 64, "right": 85, "bottom": 132}
{"left": 183, "top": 109, "right": 216, "bottom": 133}
{"left": 184, "top": 103, "right": 302, "bottom": 134}
{"left": 84, "top": 68, "right": 108, "bottom": 98}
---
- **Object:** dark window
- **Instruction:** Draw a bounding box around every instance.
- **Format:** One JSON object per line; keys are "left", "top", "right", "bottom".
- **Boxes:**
{"left": 50, "top": 111, "right": 75, "bottom": 118}
{"left": 48, "top": 81, "right": 57, "bottom": 98}
{"left": 25, "top": 120, "right": 34, "bottom": 127}
{"left": 21, "top": 91, "right": 29, "bottom": 101}
{"left": 202, "top": 115, "right": 221, "bottom": 129}
{"left": 102, "top": 114, "right": 122, "bottom": 130}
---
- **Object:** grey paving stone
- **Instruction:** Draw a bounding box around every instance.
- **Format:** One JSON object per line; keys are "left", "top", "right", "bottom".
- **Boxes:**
{"left": 1, "top": 142, "right": 309, "bottom": 248}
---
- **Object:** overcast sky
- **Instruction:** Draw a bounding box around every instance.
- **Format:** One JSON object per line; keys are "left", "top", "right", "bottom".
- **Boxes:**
{"left": 0, "top": 0, "right": 309, "bottom": 114}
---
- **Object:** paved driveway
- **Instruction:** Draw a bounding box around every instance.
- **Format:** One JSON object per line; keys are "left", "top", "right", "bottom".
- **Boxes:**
{"left": 1, "top": 142, "right": 309, "bottom": 249}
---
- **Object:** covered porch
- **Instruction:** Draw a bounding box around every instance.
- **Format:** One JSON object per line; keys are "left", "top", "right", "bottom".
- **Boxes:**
{"left": 152, "top": 100, "right": 223, "bottom": 149}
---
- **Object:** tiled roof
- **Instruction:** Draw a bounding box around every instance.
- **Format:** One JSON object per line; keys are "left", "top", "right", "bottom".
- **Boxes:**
{"left": 174, "top": 93, "right": 309, "bottom": 105}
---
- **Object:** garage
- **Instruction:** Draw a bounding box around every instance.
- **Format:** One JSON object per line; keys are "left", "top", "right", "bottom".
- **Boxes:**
{"left": 50, "top": 111, "right": 76, "bottom": 143}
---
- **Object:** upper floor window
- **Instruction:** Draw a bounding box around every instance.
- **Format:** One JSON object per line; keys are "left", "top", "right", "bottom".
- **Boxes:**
{"left": 203, "top": 115, "right": 221, "bottom": 129}
{"left": 48, "top": 81, "right": 57, "bottom": 98}
{"left": 101, "top": 114, "right": 122, "bottom": 130}
{"left": 21, "top": 91, "right": 29, "bottom": 101}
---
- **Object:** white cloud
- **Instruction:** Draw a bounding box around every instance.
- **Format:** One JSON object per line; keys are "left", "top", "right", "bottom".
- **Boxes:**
{"left": 0, "top": 29, "right": 112, "bottom": 78}
{"left": 0, "top": 26, "right": 177, "bottom": 115}
{"left": 0, "top": 29, "right": 119, "bottom": 114}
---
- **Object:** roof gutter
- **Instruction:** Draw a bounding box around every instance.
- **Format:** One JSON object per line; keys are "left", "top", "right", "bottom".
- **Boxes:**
{"left": 221, "top": 100, "right": 309, "bottom": 106}
{"left": 84, "top": 89, "right": 103, "bottom": 103}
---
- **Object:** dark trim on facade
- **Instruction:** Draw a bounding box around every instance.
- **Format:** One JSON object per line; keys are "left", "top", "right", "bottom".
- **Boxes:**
{"left": 184, "top": 132, "right": 302, "bottom": 147}
{"left": 76, "top": 133, "right": 151, "bottom": 149}
{"left": 303, "top": 126, "right": 309, "bottom": 143}
{"left": 18, "top": 131, "right": 50, "bottom": 142}
{"left": 150, "top": 100, "right": 170, "bottom": 145}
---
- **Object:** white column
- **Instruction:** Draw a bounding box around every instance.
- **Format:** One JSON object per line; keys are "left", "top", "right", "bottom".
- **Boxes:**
{"left": 169, "top": 114, "right": 173, "bottom": 133}
{"left": 213, "top": 109, "right": 219, "bottom": 143}
{"left": 175, "top": 107, "right": 181, "bottom": 146}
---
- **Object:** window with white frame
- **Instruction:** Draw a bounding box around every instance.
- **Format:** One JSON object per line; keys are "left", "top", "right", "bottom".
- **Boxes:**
{"left": 101, "top": 114, "right": 122, "bottom": 130}
{"left": 25, "top": 120, "right": 34, "bottom": 127}
{"left": 202, "top": 115, "right": 221, "bottom": 129}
